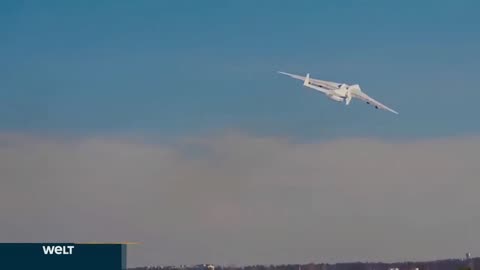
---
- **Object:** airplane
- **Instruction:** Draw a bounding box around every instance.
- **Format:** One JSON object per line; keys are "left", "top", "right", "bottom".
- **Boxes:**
{"left": 278, "top": 71, "right": 399, "bottom": 114}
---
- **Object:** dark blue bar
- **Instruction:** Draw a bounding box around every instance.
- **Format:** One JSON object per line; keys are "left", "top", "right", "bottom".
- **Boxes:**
{"left": 0, "top": 243, "right": 126, "bottom": 270}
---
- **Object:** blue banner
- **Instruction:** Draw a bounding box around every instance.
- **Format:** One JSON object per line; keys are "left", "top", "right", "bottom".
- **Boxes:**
{"left": 0, "top": 243, "right": 127, "bottom": 270}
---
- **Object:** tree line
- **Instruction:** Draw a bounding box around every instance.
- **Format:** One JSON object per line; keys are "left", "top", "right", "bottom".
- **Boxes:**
{"left": 129, "top": 257, "right": 479, "bottom": 270}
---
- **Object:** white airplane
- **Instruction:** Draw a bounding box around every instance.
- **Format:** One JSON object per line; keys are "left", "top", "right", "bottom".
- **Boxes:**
{"left": 278, "top": 71, "right": 399, "bottom": 114}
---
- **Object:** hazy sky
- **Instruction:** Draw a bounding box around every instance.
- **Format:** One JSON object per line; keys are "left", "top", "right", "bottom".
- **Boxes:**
{"left": 1, "top": 0, "right": 480, "bottom": 267}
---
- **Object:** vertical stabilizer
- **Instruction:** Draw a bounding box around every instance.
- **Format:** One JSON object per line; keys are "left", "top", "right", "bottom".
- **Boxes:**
{"left": 345, "top": 90, "right": 352, "bottom": 105}
{"left": 303, "top": 73, "right": 310, "bottom": 86}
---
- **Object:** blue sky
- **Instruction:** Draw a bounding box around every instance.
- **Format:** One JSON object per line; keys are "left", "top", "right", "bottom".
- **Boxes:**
{"left": 1, "top": 0, "right": 479, "bottom": 141}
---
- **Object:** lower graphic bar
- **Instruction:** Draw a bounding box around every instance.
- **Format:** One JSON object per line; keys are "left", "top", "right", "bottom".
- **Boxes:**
{"left": 0, "top": 243, "right": 127, "bottom": 270}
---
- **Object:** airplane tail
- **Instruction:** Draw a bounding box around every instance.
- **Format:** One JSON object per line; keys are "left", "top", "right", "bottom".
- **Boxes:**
{"left": 345, "top": 90, "right": 352, "bottom": 105}
{"left": 303, "top": 73, "right": 310, "bottom": 86}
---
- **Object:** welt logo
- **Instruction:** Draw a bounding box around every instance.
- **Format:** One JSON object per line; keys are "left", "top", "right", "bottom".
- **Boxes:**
{"left": 42, "top": 245, "right": 75, "bottom": 255}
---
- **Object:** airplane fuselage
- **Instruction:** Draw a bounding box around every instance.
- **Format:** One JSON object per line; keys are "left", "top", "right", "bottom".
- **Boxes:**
{"left": 304, "top": 82, "right": 353, "bottom": 105}
{"left": 326, "top": 93, "right": 345, "bottom": 102}
{"left": 327, "top": 87, "right": 349, "bottom": 102}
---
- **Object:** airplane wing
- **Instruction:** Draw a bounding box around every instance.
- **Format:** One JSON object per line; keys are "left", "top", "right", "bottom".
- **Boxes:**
{"left": 350, "top": 87, "right": 399, "bottom": 114}
{"left": 278, "top": 71, "right": 340, "bottom": 91}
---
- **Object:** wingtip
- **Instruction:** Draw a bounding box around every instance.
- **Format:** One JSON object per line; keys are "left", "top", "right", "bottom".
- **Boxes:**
{"left": 387, "top": 107, "right": 399, "bottom": 115}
